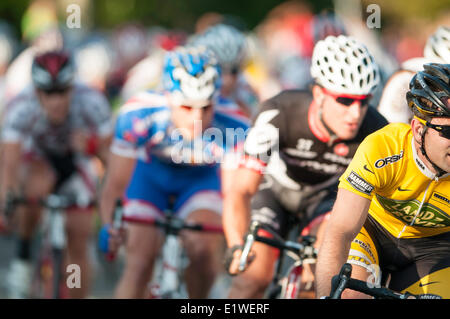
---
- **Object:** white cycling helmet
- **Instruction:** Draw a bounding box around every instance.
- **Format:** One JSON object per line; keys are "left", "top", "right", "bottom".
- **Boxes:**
{"left": 424, "top": 26, "right": 450, "bottom": 63}
{"left": 310, "top": 35, "right": 379, "bottom": 95}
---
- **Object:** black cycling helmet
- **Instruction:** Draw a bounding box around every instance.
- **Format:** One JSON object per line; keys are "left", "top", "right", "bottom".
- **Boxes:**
{"left": 407, "top": 63, "right": 450, "bottom": 118}
{"left": 31, "top": 50, "right": 74, "bottom": 91}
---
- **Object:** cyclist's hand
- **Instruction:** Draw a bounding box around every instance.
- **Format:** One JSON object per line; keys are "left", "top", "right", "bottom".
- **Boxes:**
{"left": 301, "top": 262, "right": 315, "bottom": 291}
{"left": 224, "top": 245, "right": 256, "bottom": 276}
{"left": 98, "top": 224, "right": 126, "bottom": 255}
{"left": 71, "top": 130, "right": 98, "bottom": 156}
{"left": 108, "top": 226, "right": 126, "bottom": 253}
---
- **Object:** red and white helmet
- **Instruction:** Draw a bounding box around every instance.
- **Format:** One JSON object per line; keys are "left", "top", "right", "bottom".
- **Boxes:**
{"left": 31, "top": 50, "right": 74, "bottom": 91}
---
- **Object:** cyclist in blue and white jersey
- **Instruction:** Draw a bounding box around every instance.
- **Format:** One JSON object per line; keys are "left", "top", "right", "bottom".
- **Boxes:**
{"left": 99, "top": 45, "right": 250, "bottom": 298}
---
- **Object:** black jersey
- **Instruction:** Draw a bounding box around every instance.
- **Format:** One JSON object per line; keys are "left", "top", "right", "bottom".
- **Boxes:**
{"left": 241, "top": 89, "right": 388, "bottom": 189}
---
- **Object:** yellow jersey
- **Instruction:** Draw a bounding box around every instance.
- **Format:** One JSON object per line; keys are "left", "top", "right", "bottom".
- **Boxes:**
{"left": 339, "top": 123, "right": 450, "bottom": 239}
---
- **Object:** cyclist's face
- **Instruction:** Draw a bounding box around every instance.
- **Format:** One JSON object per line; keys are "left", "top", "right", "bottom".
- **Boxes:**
{"left": 171, "top": 103, "right": 214, "bottom": 140}
{"left": 422, "top": 116, "right": 450, "bottom": 173}
{"left": 37, "top": 87, "right": 72, "bottom": 125}
{"left": 319, "top": 87, "right": 369, "bottom": 140}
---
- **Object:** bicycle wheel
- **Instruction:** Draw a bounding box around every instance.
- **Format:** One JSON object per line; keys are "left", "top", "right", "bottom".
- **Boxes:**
{"left": 279, "top": 262, "right": 303, "bottom": 299}
{"left": 30, "top": 244, "right": 53, "bottom": 299}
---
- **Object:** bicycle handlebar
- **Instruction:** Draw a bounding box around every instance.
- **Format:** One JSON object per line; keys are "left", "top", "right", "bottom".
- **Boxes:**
{"left": 121, "top": 215, "right": 224, "bottom": 234}
{"left": 238, "top": 221, "right": 318, "bottom": 273}
{"left": 328, "top": 263, "right": 441, "bottom": 299}
{"left": 4, "top": 194, "right": 95, "bottom": 212}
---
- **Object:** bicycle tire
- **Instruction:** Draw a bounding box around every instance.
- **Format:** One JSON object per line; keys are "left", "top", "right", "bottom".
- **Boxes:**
{"left": 279, "top": 262, "right": 303, "bottom": 299}
{"left": 30, "top": 245, "right": 53, "bottom": 299}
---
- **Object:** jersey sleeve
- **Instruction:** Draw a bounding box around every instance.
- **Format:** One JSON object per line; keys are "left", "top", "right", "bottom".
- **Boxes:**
{"left": 110, "top": 108, "right": 151, "bottom": 158}
{"left": 1, "top": 98, "right": 31, "bottom": 143}
{"left": 338, "top": 133, "right": 388, "bottom": 200}
{"left": 239, "top": 97, "right": 285, "bottom": 174}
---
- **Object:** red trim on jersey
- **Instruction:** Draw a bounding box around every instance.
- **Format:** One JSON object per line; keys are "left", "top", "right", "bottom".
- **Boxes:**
{"left": 238, "top": 155, "right": 267, "bottom": 175}
{"left": 214, "top": 105, "right": 250, "bottom": 123}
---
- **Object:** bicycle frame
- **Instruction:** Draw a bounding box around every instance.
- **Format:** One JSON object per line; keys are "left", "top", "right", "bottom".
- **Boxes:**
{"left": 6, "top": 193, "right": 94, "bottom": 299}
{"left": 239, "top": 220, "right": 317, "bottom": 299}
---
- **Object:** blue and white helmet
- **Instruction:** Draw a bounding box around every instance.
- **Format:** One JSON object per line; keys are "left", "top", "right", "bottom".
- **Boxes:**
{"left": 189, "top": 24, "right": 246, "bottom": 72}
{"left": 163, "top": 46, "right": 221, "bottom": 107}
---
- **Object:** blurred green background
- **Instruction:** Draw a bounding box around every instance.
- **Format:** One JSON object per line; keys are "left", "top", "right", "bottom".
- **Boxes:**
{"left": 0, "top": 0, "right": 448, "bottom": 36}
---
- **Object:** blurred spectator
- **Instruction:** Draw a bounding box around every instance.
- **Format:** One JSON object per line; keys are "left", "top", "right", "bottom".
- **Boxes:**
{"left": 119, "top": 27, "right": 187, "bottom": 103}
{"left": 4, "top": 0, "right": 63, "bottom": 102}
{"left": 74, "top": 33, "right": 113, "bottom": 93}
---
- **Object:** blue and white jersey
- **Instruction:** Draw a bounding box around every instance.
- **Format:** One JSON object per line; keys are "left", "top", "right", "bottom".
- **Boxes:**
{"left": 111, "top": 91, "right": 250, "bottom": 167}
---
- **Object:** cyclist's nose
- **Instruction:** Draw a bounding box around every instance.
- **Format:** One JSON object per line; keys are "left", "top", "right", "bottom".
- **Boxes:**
{"left": 347, "top": 101, "right": 363, "bottom": 119}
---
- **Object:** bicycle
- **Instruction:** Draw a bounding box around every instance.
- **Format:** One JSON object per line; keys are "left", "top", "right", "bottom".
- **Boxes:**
{"left": 327, "top": 263, "right": 442, "bottom": 299}
{"left": 108, "top": 199, "right": 224, "bottom": 299}
{"left": 4, "top": 193, "right": 94, "bottom": 299}
{"left": 238, "top": 219, "right": 318, "bottom": 299}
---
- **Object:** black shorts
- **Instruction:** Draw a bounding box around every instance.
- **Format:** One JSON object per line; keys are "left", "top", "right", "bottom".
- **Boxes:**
{"left": 250, "top": 175, "right": 337, "bottom": 238}
{"left": 349, "top": 215, "right": 450, "bottom": 296}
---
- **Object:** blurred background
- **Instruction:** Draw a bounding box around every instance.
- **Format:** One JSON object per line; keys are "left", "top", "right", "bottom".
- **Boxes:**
{"left": 0, "top": 0, "right": 448, "bottom": 109}
{"left": 0, "top": 0, "right": 448, "bottom": 298}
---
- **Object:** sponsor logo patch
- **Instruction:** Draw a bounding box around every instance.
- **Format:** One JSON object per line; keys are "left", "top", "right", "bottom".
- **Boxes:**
{"left": 374, "top": 151, "right": 404, "bottom": 169}
{"left": 347, "top": 171, "right": 374, "bottom": 195}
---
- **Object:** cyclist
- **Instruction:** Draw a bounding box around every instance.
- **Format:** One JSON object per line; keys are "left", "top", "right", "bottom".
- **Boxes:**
{"left": 0, "top": 50, "right": 114, "bottom": 298}
{"left": 189, "top": 23, "right": 259, "bottom": 118}
{"left": 315, "top": 63, "right": 450, "bottom": 299}
{"left": 222, "top": 35, "right": 388, "bottom": 298}
{"left": 99, "top": 46, "right": 249, "bottom": 299}
{"left": 377, "top": 26, "right": 449, "bottom": 124}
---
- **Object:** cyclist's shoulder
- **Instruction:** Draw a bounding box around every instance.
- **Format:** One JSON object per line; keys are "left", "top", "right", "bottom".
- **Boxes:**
{"left": 257, "top": 89, "right": 312, "bottom": 117}
{"left": 265, "top": 89, "right": 312, "bottom": 106}
{"left": 71, "top": 82, "right": 111, "bottom": 109}
{"left": 360, "top": 123, "right": 411, "bottom": 158}
{"left": 3, "top": 85, "right": 38, "bottom": 116}
{"left": 213, "top": 105, "right": 251, "bottom": 129}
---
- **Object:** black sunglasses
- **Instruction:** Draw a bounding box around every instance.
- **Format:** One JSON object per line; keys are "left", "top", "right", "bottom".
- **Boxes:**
{"left": 425, "top": 122, "right": 450, "bottom": 139}
{"left": 335, "top": 96, "right": 370, "bottom": 107}
{"left": 322, "top": 87, "right": 370, "bottom": 107}
{"left": 41, "top": 87, "right": 71, "bottom": 95}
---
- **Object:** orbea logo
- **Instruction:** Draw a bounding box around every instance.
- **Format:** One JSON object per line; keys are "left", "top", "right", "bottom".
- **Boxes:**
{"left": 169, "top": 120, "right": 277, "bottom": 169}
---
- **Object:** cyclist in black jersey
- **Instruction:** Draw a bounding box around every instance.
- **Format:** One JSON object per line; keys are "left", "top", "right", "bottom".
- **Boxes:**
{"left": 222, "top": 35, "right": 388, "bottom": 298}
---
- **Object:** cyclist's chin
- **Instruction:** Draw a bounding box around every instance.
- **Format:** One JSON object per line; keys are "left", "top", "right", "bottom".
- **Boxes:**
{"left": 334, "top": 128, "right": 358, "bottom": 141}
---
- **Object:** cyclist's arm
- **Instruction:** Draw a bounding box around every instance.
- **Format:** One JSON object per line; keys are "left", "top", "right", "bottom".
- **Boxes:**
{"left": 99, "top": 151, "right": 136, "bottom": 225}
{"left": 315, "top": 188, "right": 371, "bottom": 298}
{"left": 95, "top": 134, "right": 113, "bottom": 166}
{"left": 222, "top": 166, "right": 262, "bottom": 248}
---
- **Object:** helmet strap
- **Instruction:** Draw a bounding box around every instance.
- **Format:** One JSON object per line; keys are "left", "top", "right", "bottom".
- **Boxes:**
{"left": 420, "top": 126, "right": 446, "bottom": 177}
{"left": 318, "top": 103, "right": 339, "bottom": 146}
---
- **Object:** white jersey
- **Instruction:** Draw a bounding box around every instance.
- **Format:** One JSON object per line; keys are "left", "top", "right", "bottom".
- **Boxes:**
{"left": 1, "top": 83, "right": 114, "bottom": 157}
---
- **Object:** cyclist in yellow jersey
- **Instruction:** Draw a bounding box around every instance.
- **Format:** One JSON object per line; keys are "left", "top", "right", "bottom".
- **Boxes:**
{"left": 316, "top": 63, "right": 450, "bottom": 299}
